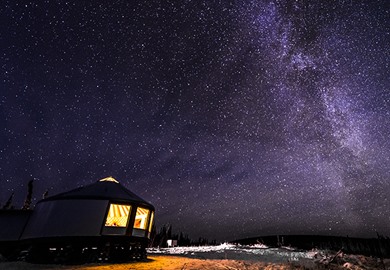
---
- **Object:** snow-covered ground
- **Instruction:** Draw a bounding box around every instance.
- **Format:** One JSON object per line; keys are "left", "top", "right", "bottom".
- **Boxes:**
{"left": 147, "top": 243, "right": 316, "bottom": 263}
{"left": 147, "top": 243, "right": 390, "bottom": 269}
{"left": 1, "top": 244, "right": 388, "bottom": 269}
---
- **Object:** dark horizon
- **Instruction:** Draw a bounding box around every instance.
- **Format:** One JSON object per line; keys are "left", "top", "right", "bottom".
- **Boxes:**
{"left": 1, "top": 1, "right": 389, "bottom": 242}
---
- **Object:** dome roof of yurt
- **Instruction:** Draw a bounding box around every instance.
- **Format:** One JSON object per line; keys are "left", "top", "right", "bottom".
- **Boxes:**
{"left": 40, "top": 177, "right": 154, "bottom": 208}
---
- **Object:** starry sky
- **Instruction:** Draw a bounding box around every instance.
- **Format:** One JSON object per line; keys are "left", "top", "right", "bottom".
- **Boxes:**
{"left": 1, "top": 1, "right": 389, "bottom": 241}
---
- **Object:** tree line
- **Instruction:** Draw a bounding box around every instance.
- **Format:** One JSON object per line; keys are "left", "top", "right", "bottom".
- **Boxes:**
{"left": 149, "top": 224, "right": 217, "bottom": 248}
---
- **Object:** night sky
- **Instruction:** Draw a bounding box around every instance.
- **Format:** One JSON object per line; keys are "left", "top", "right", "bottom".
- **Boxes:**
{"left": 1, "top": 1, "right": 389, "bottom": 241}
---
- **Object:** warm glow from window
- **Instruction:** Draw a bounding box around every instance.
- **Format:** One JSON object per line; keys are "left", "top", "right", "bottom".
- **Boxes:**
{"left": 105, "top": 204, "right": 131, "bottom": 227}
{"left": 133, "top": 207, "right": 150, "bottom": 230}
{"left": 148, "top": 211, "right": 154, "bottom": 232}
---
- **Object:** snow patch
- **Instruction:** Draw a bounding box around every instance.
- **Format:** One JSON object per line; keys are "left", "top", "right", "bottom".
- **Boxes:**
{"left": 147, "top": 243, "right": 316, "bottom": 263}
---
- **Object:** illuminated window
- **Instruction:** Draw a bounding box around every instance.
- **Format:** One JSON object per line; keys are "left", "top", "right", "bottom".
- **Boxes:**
{"left": 133, "top": 207, "right": 150, "bottom": 230}
{"left": 148, "top": 211, "right": 154, "bottom": 232}
{"left": 105, "top": 204, "right": 131, "bottom": 227}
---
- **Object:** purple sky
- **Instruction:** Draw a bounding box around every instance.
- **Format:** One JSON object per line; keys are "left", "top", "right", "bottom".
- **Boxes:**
{"left": 1, "top": 0, "right": 389, "bottom": 241}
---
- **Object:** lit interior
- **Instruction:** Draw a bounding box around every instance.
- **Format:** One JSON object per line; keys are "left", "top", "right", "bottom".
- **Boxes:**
{"left": 148, "top": 211, "right": 154, "bottom": 232}
{"left": 105, "top": 204, "right": 131, "bottom": 227}
{"left": 99, "top": 176, "right": 119, "bottom": 183}
{"left": 133, "top": 207, "right": 150, "bottom": 230}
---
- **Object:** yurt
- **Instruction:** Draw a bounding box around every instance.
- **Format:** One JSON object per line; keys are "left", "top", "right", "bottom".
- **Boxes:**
{"left": 19, "top": 176, "right": 154, "bottom": 263}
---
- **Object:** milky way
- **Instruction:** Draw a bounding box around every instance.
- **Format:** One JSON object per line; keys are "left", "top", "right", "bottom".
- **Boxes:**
{"left": 1, "top": 1, "right": 389, "bottom": 241}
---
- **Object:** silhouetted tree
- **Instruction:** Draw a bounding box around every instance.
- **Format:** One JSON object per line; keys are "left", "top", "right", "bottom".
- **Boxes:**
{"left": 2, "top": 192, "right": 14, "bottom": 210}
{"left": 156, "top": 225, "right": 168, "bottom": 247}
{"left": 22, "top": 179, "right": 34, "bottom": 210}
{"left": 167, "top": 224, "right": 172, "bottom": 239}
{"left": 149, "top": 224, "right": 157, "bottom": 248}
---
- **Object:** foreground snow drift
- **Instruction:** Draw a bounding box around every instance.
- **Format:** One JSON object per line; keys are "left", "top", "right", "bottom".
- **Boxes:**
{"left": 147, "top": 243, "right": 315, "bottom": 263}
{"left": 147, "top": 243, "right": 390, "bottom": 269}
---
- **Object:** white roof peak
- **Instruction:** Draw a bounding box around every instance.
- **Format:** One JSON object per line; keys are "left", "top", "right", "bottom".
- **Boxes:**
{"left": 99, "top": 176, "right": 119, "bottom": 183}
